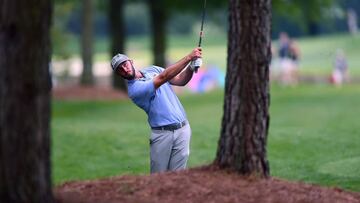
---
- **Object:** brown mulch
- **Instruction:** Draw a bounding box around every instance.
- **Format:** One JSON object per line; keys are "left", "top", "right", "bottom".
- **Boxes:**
{"left": 52, "top": 86, "right": 128, "bottom": 101}
{"left": 55, "top": 165, "right": 360, "bottom": 203}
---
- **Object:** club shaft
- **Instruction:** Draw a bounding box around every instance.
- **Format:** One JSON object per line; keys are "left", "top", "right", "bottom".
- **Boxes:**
{"left": 198, "top": 0, "right": 206, "bottom": 47}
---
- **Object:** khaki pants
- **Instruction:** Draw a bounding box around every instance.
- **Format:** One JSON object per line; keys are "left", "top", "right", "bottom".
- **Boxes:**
{"left": 149, "top": 124, "right": 191, "bottom": 173}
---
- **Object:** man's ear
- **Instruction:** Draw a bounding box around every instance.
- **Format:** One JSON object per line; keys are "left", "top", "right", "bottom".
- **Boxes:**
{"left": 115, "top": 66, "right": 122, "bottom": 75}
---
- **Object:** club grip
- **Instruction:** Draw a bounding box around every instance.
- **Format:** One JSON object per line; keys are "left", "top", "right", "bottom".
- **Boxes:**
{"left": 191, "top": 58, "right": 202, "bottom": 73}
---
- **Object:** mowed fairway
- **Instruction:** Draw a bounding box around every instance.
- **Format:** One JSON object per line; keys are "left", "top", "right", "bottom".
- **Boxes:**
{"left": 52, "top": 84, "right": 360, "bottom": 191}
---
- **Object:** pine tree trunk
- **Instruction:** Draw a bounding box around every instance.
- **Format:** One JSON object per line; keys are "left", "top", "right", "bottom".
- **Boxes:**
{"left": 0, "top": 0, "right": 54, "bottom": 202}
{"left": 109, "top": 0, "right": 127, "bottom": 91}
{"left": 149, "top": 0, "right": 167, "bottom": 68}
{"left": 215, "top": 0, "right": 271, "bottom": 178}
{"left": 80, "top": 0, "right": 94, "bottom": 85}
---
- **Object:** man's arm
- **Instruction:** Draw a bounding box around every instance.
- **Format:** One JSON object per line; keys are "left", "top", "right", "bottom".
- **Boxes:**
{"left": 169, "top": 66, "right": 194, "bottom": 86}
{"left": 153, "top": 47, "right": 202, "bottom": 89}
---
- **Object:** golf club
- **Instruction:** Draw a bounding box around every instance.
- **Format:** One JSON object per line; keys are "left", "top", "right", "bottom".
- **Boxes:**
{"left": 191, "top": 0, "right": 207, "bottom": 73}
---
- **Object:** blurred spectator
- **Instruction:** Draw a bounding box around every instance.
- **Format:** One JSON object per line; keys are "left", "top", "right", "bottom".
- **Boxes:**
{"left": 188, "top": 65, "right": 225, "bottom": 93}
{"left": 289, "top": 40, "right": 301, "bottom": 84}
{"left": 269, "top": 44, "right": 278, "bottom": 81}
{"left": 347, "top": 9, "right": 358, "bottom": 35}
{"left": 330, "top": 49, "right": 349, "bottom": 86}
{"left": 278, "top": 32, "right": 300, "bottom": 86}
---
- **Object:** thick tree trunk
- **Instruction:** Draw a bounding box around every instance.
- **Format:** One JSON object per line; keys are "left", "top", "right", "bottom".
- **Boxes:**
{"left": 149, "top": 0, "right": 167, "bottom": 68}
{"left": 80, "top": 0, "right": 95, "bottom": 85}
{"left": 109, "top": 0, "right": 127, "bottom": 91}
{"left": 215, "top": 0, "right": 271, "bottom": 178}
{"left": 0, "top": 0, "right": 54, "bottom": 202}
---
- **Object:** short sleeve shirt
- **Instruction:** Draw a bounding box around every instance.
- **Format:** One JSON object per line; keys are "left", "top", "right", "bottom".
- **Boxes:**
{"left": 127, "top": 66, "right": 187, "bottom": 128}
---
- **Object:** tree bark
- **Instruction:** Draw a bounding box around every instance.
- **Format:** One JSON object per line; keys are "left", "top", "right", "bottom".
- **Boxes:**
{"left": 0, "top": 0, "right": 54, "bottom": 202}
{"left": 109, "top": 0, "right": 127, "bottom": 91}
{"left": 149, "top": 0, "right": 167, "bottom": 68}
{"left": 80, "top": 0, "right": 95, "bottom": 85}
{"left": 215, "top": 0, "right": 271, "bottom": 178}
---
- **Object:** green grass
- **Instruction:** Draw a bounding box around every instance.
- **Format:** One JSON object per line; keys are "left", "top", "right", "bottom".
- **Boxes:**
{"left": 52, "top": 84, "right": 360, "bottom": 191}
{"left": 268, "top": 84, "right": 360, "bottom": 191}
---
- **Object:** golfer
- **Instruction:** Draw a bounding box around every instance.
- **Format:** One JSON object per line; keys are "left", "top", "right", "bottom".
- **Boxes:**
{"left": 111, "top": 47, "right": 202, "bottom": 173}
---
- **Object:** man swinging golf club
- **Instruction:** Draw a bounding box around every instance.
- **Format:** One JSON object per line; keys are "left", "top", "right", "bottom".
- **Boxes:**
{"left": 111, "top": 47, "right": 202, "bottom": 173}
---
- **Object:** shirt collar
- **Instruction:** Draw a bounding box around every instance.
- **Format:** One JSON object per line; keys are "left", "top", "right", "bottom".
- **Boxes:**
{"left": 137, "top": 71, "right": 151, "bottom": 81}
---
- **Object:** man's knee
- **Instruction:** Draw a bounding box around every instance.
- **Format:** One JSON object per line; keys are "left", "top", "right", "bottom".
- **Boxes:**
{"left": 169, "top": 150, "right": 189, "bottom": 170}
{"left": 179, "top": 150, "right": 190, "bottom": 161}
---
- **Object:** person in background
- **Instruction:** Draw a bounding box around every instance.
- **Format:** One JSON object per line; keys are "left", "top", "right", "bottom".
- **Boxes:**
{"left": 331, "top": 49, "right": 349, "bottom": 86}
{"left": 289, "top": 40, "right": 301, "bottom": 85}
{"left": 278, "top": 32, "right": 300, "bottom": 86}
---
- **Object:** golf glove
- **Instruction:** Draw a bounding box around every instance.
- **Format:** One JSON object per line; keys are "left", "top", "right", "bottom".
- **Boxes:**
{"left": 190, "top": 58, "right": 202, "bottom": 73}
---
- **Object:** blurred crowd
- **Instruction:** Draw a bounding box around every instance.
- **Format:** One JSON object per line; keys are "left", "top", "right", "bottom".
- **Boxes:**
{"left": 271, "top": 32, "right": 350, "bottom": 87}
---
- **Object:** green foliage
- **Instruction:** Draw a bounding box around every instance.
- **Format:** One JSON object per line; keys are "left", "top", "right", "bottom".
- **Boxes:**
{"left": 272, "top": 0, "right": 335, "bottom": 34}
{"left": 52, "top": 1, "right": 76, "bottom": 59}
{"left": 52, "top": 85, "right": 360, "bottom": 191}
{"left": 124, "top": 2, "right": 151, "bottom": 36}
{"left": 51, "top": 27, "right": 72, "bottom": 60}
{"left": 166, "top": 0, "right": 227, "bottom": 11}
{"left": 273, "top": 0, "right": 334, "bottom": 21}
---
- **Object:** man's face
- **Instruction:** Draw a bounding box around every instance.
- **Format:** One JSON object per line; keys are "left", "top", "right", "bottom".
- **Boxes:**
{"left": 116, "top": 60, "right": 135, "bottom": 80}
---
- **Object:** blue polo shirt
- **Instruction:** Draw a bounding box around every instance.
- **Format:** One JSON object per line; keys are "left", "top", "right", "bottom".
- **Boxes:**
{"left": 127, "top": 66, "right": 187, "bottom": 128}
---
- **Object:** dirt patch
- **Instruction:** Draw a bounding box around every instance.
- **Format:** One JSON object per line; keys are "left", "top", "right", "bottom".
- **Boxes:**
{"left": 52, "top": 86, "right": 128, "bottom": 101}
{"left": 55, "top": 165, "right": 360, "bottom": 203}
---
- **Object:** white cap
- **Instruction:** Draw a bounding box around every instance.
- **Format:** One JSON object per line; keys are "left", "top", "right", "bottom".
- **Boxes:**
{"left": 111, "top": 54, "right": 130, "bottom": 71}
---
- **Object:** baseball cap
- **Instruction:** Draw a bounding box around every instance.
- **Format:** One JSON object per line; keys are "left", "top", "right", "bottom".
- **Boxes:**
{"left": 111, "top": 54, "right": 130, "bottom": 71}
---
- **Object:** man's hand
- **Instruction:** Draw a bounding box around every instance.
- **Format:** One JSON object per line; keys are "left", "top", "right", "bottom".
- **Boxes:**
{"left": 189, "top": 47, "right": 202, "bottom": 72}
{"left": 188, "top": 47, "right": 202, "bottom": 61}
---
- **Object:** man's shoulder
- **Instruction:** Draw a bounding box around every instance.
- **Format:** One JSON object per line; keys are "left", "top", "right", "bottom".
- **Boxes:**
{"left": 142, "top": 65, "right": 164, "bottom": 74}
